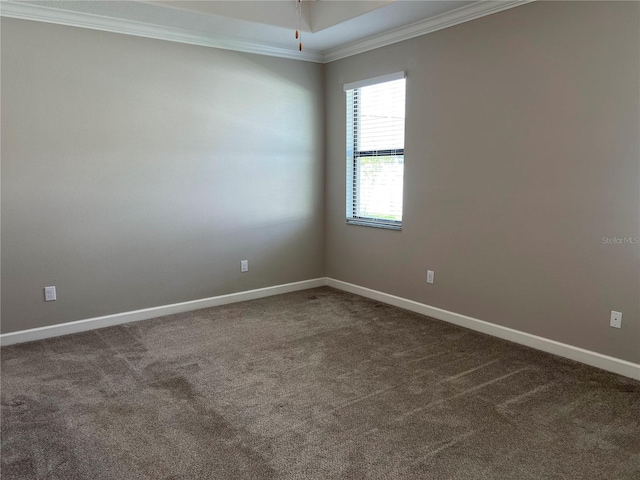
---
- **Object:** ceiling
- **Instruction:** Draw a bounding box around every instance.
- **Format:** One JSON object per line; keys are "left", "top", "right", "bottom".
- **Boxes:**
{"left": 1, "top": 0, "right": 533, "bottom": 62}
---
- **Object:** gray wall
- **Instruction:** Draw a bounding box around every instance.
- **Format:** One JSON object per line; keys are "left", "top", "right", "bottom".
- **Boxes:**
{"left": 2, "top": 2, "right": 639, "bottom": 365}
{"left": 325, "top": 1, "right": 640, "bottom": 363}
{"left": 1, "top": 18, "right": 325, "bottom": 333}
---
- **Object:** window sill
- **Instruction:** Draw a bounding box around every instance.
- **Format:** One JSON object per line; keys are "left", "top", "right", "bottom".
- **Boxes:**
{"left": 346, "top": 219, "right": 402, "bottom": 231}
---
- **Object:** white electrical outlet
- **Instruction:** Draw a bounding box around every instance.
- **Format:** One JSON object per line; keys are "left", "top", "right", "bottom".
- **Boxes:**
{"left": 427, "top": 270, "right": 434, "bottom": 284}
{"left": 241, "top": 260, "right": 248, "bottom": 273}
{"left": 44, "top": 286, "right": 57, "bottom": 302}
{"left": 610, "top": 311, "right": 622, "bottom": 329}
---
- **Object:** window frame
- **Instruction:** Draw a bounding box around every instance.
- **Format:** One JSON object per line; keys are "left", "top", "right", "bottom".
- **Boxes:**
{"left": 344, "top": 72, "right": 407, "bottom": 230}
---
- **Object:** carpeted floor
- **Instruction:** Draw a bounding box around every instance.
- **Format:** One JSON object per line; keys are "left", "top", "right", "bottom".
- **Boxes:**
{"left": 1, "top": 287, "right": 639, "bottom": 479}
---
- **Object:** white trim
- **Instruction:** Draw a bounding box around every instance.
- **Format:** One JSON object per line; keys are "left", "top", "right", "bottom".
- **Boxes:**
{"left": 3, "top": 275, "right": 636, "bottom": 381}
{"left": 0, "top": 1, "right": 324, "bottom": 63}
{"left": 343, "top": 71, "right": 406, "bottom": 91}
{"left": 323, "top": 0, "right": 536, "bottom": 63}
{"left": 0, "top": 1, "right": 534, "bottom": 64}
{"left": 0, "top": 278, "right": 327, "bottom": 346}
{"left": 326, "top": 278, "right": 640, "bottom": 381}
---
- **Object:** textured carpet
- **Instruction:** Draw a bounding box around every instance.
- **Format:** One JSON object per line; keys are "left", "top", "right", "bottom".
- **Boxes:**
{"left": 1, "top": 287, "right": 639, "bottom": 479}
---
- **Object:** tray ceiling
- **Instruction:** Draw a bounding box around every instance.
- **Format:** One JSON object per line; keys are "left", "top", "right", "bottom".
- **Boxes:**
{"left": 1, "top": 1, "right": 533, "bottom": 62}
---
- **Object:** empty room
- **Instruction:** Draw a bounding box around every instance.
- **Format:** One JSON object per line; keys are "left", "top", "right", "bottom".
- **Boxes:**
{"left": 1, "top": 0, "right": 639, "bottom": 479}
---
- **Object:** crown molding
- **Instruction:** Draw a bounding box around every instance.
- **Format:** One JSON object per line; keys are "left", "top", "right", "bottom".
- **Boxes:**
{"left": 322, "top": 0, "right": 536, "bottom": 63}
{"left": 0, "top": 0, "right": 324, "bottom": 63}
{"left": 0, "top": 1, "right": 534, "bottom": 64}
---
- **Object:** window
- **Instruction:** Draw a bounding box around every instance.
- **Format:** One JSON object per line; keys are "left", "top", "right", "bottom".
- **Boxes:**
{"left": 345, "top": 72, "right": 406, "bottom": 230}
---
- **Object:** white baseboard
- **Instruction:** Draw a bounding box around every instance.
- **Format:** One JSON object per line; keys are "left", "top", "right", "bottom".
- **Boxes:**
{"left": 326, "top": 278, "right": 640, "bottom": 381}
{"left": 0, "top": 278, "right": 328, "bottom": 347}
{"left": 3, "top": 276, "right": 638, "bottom": 381}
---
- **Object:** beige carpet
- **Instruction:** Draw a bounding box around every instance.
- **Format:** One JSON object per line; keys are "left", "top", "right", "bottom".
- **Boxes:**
{"left": 2, "top": 287, "right": 639, "bottom": 479}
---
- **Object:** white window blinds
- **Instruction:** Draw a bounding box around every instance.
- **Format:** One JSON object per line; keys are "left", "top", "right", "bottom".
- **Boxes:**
{"left": 345, "top": 72, "right": 406, "bottom": 229}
